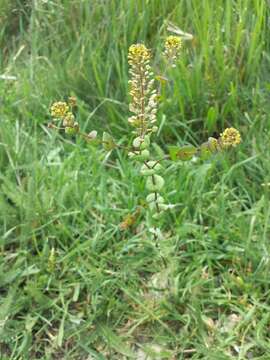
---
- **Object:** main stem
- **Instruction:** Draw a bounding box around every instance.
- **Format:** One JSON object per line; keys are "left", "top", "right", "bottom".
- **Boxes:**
{"left": 151, "top": 174, "right": 167, "bottom": 267}
{"left": 139, "top": 65, "right": 146, "bottom": 139}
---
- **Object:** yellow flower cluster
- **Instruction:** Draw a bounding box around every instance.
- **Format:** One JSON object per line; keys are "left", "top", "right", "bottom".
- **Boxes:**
{"left": 165, "top": 36, "right": 182, "bottom": 50}
{"left": 50, "top": 101, "right": 69, "bottom": 119}
{"left": 50, "top": 99, "right": 79, "bottom": 135}
{"left": 220, "top": 127, "right": 241, "bottom": 147}
{"left": 163, "top": 36, "right": 182, "bottom": 66}
{"left": 128, "top": 44, "right": 151, "bottom": 65}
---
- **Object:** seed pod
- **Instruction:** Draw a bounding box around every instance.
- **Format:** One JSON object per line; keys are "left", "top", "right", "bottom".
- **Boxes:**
{"left": 148, "top": 201, "right": 157, "bottom": 211}
{"left": 128, "top": 152, "right": 136, "bottom": 159}
{"left": 140, "top": 149, "right": 150, "bottom": 160}
{"left": 146, "top": 193, "right": 156, "bottom": 203}
{"left": 147, "top": 161, "right": 162, "bottom": 172}
{"left": 133, "top": 136, "right": 142, "bottom": 148}
{"left": 140, "top": 161, "right": 162, "bottom": 176}
{"left": 140, "top": 134, "right": 150, "bottom": 149}
{"left": 158, "top": 203, "right": 169, "bottom": 211}
{"left": 146, "top": 174, "right": 165, "bottom": 191}
{"left": 146, "top": 193, "right": 164, "bottom": 204}
{"left": 157, "top": 196, "right": 165, "bottom": 204}
{"left": 140, "top": 165, "right": 155, "bottom": 176}
{"left": 88, "top": 130, "right": 97, "bottom": 140}
{"left": 152, "top": 211, "right": 164, "bottom": 220}
{"left": 129, "top": 150, "right": 150, "bottom": 161}
{"left": 140, "top": 141, "right": 147, "bottom": 150}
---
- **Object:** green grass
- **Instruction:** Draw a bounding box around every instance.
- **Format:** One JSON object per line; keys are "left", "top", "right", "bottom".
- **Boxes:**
{"left": 1, "top": 0, "right": 270, "bottom": 358}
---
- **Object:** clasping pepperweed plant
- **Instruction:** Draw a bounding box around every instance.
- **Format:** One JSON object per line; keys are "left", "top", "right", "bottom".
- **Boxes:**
{"left": 48, "top": 35, "right": 241, "bottom": 265}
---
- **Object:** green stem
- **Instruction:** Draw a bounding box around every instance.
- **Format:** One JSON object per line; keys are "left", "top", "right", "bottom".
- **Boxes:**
{"left": 150, "top": 175, "right": 167, "bottom": 267}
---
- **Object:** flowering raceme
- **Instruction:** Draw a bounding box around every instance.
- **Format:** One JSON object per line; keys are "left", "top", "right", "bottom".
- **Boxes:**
{"left": 128, "top": 44, "right": 158, "bottom": 138}
{"left": 163, "top": 35, "right": 182, "bottom": 65}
